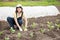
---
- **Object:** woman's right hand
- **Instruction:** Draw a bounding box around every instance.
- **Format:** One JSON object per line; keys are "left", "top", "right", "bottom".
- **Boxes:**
{"left": 18, "top": 26, "right": 23, "bottom": 31}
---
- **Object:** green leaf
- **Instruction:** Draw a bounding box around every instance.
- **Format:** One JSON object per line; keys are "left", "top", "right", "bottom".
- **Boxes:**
{"left": 47, "top": 21, "right": 54, "bottom": 30}
{"left": 17, "top": 32, "right": 21, "bottom": 38}
{"left": 55, "top": 24, "right": 60, "bottom": 28}
{"left": 10, "top": 27, "right": 15, "bottom": 33}
{"left": 30, "top": 32, "right": 34, "bottom": 37}
{"left": 40, "top": 28, "right": 45, "bottom": 33}
{"left": 0, "top": 31, "right": 3, "bottom": 36}
{"left": 5, "top": 37, "right": 9, "bottom": 40}
{"left": 47, "top": 21, "right": 52, "bottom": 25}
{"left": 32, "top": 22, "right": 36, "bottom": 28}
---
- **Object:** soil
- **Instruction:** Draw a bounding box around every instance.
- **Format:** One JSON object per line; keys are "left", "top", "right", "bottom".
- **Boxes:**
{"left": 56, "top": 6, "right": 60, "bottom": 12}
{"left": 0, "top": 14, "right": 60, "bottom": 40}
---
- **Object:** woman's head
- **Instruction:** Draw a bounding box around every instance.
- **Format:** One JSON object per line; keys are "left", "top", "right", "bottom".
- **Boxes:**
{"left": 15, "top": 4, "right": 23, "bottom": 13}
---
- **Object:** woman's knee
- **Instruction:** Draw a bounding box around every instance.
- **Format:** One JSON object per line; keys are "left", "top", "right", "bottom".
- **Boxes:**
{"left": 7, "top": 17, "right": 13, "bottom": 22}
{"left": 7, "top": 17, "right": 10, "bottom": 21}
{"left": 7, "top": 17, "right": 15, "bottom": 27}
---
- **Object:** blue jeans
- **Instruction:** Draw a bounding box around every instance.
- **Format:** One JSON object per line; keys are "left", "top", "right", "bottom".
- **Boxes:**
{"left": 7, "top": 17, "right": 23, "bottom": 28}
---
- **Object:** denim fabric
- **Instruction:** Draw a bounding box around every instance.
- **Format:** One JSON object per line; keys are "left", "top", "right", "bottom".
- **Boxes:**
{"left": 7, "top": 17, "right": 23, "bottom": 28}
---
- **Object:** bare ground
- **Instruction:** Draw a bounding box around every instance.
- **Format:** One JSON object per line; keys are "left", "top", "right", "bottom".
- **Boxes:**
{"left": 0, "top": 14, "right": 60, "bottom": 40}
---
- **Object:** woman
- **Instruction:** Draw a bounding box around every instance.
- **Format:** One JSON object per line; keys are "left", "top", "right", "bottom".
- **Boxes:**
{"left": 7, "top": 4, "right": 28, "bottom": 31}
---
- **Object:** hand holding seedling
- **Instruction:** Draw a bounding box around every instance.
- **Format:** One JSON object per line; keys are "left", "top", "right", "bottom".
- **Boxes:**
{"left": 22, "top": 26, "right": 28, "bottom": 31}
{"left": 24, "top": 28, "right": 28, "bottom": 31}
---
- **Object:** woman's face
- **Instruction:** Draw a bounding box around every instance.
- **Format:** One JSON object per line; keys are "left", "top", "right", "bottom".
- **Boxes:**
{"left": 17, "top": 8, "right": 22, "bottom": 13}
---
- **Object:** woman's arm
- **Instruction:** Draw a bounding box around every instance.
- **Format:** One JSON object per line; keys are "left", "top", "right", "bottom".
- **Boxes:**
{"left": 13, "top": 13, "right": 23, "bottom": 31}
{"left": 23, "top": 13, "right": 28, "bottom": 31}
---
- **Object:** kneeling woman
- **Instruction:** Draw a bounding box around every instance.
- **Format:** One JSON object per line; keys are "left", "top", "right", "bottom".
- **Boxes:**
{"left": 7, "top": 4, "right": 28, "bottom": 31}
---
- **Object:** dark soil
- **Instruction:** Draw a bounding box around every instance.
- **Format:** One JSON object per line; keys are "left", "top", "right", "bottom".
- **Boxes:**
{"left": 0, "top": 14, "right": 60, "bottom": 40}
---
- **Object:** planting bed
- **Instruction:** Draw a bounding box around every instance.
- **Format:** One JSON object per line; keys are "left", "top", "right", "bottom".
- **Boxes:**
{"left": 0, "top": 14, "right": 60, "bottom": 40}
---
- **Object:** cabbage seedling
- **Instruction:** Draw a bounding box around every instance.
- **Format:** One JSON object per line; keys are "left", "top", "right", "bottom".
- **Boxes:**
{"left": 48, "top": 25, "right": 54, "bottom": 30}
{"left": 47, "top": 21, "right": 52, "bottom": 25}
{"left": 10, "top": 27, "right": 15, "bottom": 33}
{"left": 47, "top": 21, "right": 54, "bottom": 30}
{"left": 55, "top": 23, "right": 60, "bottom": 30}
{"left": 5, "top": 37, "right": 9, "bottom": 40}
{"left": 31, "top": 22, "right": 36, "bottom": 28}
{"left": 17, "top": 32, "right": 21, "bottom": 38}
{"left": 30, "top": 32, "right": 34, "bottom": 37}
{"left": 40, "top": 28, "right": 45, "bottom": 33}
{"left": 0, "top": 31, "right": 3, "bottom": 36}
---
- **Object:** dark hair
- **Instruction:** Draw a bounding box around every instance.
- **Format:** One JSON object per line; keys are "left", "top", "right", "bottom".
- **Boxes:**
{"left": 15, "top": 6, "right": 23, "bottom": 18}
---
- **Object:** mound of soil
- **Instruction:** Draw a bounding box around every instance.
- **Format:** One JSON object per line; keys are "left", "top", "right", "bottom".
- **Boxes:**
{"left": 0, "top": 14, "right": 60, "bottom": 40}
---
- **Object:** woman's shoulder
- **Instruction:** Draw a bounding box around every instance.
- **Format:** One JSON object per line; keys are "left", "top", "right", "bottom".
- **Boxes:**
{"left": 13, "top": 12, "right": 16, "bottom": 17}
{"left": 22, "top": 12, "right": 27, "bottom": 18}
{"left": 13, "top": 12, "right": 16, "bottom": 15}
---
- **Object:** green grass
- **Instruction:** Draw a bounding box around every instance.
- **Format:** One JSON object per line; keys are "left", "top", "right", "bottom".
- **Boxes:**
{"left": 0, "top": 1, "right": 60, "bottom": 6}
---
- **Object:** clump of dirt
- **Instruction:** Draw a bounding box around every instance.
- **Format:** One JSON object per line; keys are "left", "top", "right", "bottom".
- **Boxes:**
{"left": 0, "top": 14, "right": 60, "bottom": 40}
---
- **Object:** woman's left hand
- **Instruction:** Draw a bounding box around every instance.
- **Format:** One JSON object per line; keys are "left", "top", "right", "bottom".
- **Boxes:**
{"left": 24, "top": 27, "right": 28, "bottom": 31}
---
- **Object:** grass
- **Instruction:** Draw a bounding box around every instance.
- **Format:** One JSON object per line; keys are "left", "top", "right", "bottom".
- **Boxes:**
{"left": 0, "top": 1, "right": 60, "bottom": 6}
